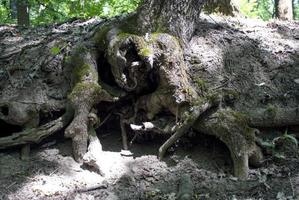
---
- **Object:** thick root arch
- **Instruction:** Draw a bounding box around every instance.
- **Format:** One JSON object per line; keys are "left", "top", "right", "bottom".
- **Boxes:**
{"left": 194, "top": 108, "right": 263, "bottom": 179}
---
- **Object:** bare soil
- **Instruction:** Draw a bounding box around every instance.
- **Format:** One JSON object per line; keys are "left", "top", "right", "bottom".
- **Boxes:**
{"left": 0, "top": 128, "right": 298, "bottom": 200}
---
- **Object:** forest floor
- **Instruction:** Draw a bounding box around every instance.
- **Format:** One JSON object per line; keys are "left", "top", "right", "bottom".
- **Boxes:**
{"left": 1, "top": 15, "right": 299, "bottom": 200}
{"left": 0, "top": 129, "right": 299, "bottom": 200}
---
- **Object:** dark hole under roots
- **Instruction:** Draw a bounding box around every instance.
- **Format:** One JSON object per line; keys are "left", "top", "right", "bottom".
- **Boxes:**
{"left": 97, "top": 46, "right": 159, "bottom": 96}
{"left": 0, "top": 105, "right": 9, "bottom": 116}
{"left": 38, "top": 109, "right": 66, "bottom": 126}
{"left": 97, "top": 51, "right": 118, "bottom": 87}
{"left": 97, "top": 122, "right": 233, "bottom": 173}
{"left": 0, "top": 119, "right": 23, "bottom": 137}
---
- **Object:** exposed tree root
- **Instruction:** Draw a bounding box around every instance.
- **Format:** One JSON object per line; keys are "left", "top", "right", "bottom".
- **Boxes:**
{"left": 249, "top": 107, "right": 299, "bottom": 127}
{"left": 0, "top": 112, "right": 72, "bottom": 149}
{"left": 1, "top": 7, "right": 298, "bottom": 183}
{"left": 64, "top": 44, "right": 118, "bottom": 161}
{"left": 194, "top": 108, "right": 264, "bottom": 180}
{"left": 102, "top": 30, "right": 264, "bottom": 179}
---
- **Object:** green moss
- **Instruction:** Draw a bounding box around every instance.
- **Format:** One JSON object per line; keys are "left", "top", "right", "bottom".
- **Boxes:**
{"left": 231, "top": 111, "right": 249, "bottom": 126}
{"left": 68, "top": 82, "right": 101, "bottom": 101}
{"left": 171, "top": 35, "right": 182, "bottom": 48}
{"left": 218, "top": 109, "right": 248, "bottom": 130}
{"left": 151, "top": 32, "right": 163, "bottom": 41}
{"left": 265, "top": 104, "right": 277, "bottom": 119}
{"left": 216, "top": 109, "right": 255, "bottom": 146}
{"left": 230, "top": 111, "right": 255, "bottom": 143}
{"left": 93, "top": 25, "right": 113, "bottom": 48}
{"left": 192, "top": 97, "right": 203, "bottom": 106}
{"left": 70, "top": 46, "right": 98, "bottom": 85}
{"left": 206, "top": 93, "right": 220, "bottom": 104}
{"left": 223, "top": 89, "right": 239, "bottom": 101}
{"left": 196, "top": 78, "right": 207, "bottom": 91}
{"left": 140, "top": 47, "right": 153, "bottom": 57}
{"left": 72, "top": 64, "right": 97, "bottom": 84}
{"left": 114, "top": 33, "right": 153, "bottom": 59}
{"left": 63, "top": 56, "right": 71, "bottom": 65}
{"left": 117, "top": 32, "right": 132, "bottom": 39}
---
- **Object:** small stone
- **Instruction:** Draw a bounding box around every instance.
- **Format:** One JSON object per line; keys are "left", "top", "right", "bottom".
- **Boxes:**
{"left": 120, "top": 150, "right": 133, "bottom": 157}
{"left": 229, "top": 177, "right": 238, "bottom": 181}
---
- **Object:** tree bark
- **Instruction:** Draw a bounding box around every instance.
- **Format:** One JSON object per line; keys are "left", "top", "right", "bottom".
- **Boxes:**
{"left": 274, "top": 0, "right": 293, "bottom": 20}
{"left": 17, "top": 0, "right": 30, "bottom": 27}
{"left": 135, "top": 0, "right": 207, "bottom": 42}
{"left": 10, "top": 0, "right": 17, "bottom": 19}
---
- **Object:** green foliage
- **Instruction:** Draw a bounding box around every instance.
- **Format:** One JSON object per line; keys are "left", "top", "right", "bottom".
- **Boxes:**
{"left": 0, "top": 0, "right": 140, "bottom": 26}
{"left": 281, "top": 129, "right": 298, "bottom": 147}
{"left": 260, "top": 129, "right": 298, "bottom": 160}
{"left": 205, "top": 0, "right": 298, "bottom": 21}
{"left": 50, "top": 46, "right": 60, "bottom": 55}
{"left": 0, "top": 0, "right": 298, "bottom": 26}
{"left": 294, "top": 0, "right": 299, "bottom": 20}
{"left": 204, "top": 0, "right": 236, "bottom": 16}
{"left": 239, "top": 0, "right": 273, "bottom": 20}
{"left": 0, "top": 0, "right": 14, "bottom": 24}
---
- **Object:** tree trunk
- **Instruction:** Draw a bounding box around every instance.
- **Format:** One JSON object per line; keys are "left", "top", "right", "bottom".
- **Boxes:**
{"left": 274, "top": 0, "right": 293, "bottom": 20}
{"left": 135, "top": 0, "right": 206, "bottom": 42}
{"left": 10, "top": 0, "right": 17, "bottom": 19}
{"left": 0, "top": 1, "right": 298, "bottom": 180}
{"left": 17, "top": 0, "right": 30, "bottom": 26}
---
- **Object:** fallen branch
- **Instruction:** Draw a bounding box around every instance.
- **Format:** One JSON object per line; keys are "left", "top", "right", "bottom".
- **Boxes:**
{"left": 159, "top": 102, "right": 214, "bottom": 159}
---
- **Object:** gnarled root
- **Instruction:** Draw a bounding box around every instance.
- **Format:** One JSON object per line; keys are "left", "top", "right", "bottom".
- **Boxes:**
{"left": 65, "top": 45, "right": 117, "bottom": 162}
{"left": 0, "top": 112, "right": 72, "bottom": 149}
{"left": 64, "top": 47, "right": 99, "bottom": 161}
{"left": 194, "top": 108, "right": 263, "bottom": 180}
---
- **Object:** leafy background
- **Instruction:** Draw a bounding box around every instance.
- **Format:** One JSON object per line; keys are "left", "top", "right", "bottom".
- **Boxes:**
{"left": 0, "top": 0, "right": 298, "bottom": 26}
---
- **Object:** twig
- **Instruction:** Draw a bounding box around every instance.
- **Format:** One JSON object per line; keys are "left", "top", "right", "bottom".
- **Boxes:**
{"left": 129, "top": 133, "right": 138, "bottom": 146}
{"left": 289, "top": 173, "right": 295, "bottom": 197}
{"left": 211, "top": 78, "right": 230, "bottom": 91}
{"left": 207, "top": 15, "right": 228, "bottom": 31}
{"left": 49, "top": 167, "right": 60, "bottom": 176}
{"left": 75, "top": 183, "right": 108, "bottom": 193}
{"left": 5, "top": 69, "right": 14, "bottom": 87}
{"left": 15, "top": 100, "right": 43, "bottom": 105}
{"left": 207, "top": 15, "right": 238, "bottom": 36}
{"left": 6, "top": 182, "right": 16, "bottom": 189}
{"left": 120, "top": 117, "right": 128, "bottom": 150}
{"left": 98, "top": 112, "right": 112, "bottom": 127}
